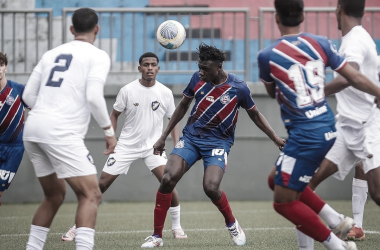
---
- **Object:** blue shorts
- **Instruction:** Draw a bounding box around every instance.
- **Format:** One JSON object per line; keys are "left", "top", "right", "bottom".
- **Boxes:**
{"left": 0, "top": 144, "right": 24, "bottom": 191}
{"left": 171, "top": 135, "right": 230, "bottom": 171}
{"left": 275, "top": 125, "right": 336, "bottom": 192}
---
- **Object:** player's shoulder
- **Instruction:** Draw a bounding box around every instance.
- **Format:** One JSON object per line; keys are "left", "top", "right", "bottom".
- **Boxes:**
{"left": 155, "top": 80, "right": 173, "bottom": 94}
{"left": 344, "top": 26, "right": 374, "bottom": 44}
{"left": 8, "top": 80, "right": 24, "bottom": 89}
{"left": 228, "top": 73, "right": 249, "bottom": 90}
{"left": 120, "top": 79, "right": 139, "bottom": 91}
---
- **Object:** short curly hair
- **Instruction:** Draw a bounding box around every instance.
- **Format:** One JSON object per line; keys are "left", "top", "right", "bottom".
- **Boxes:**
{"left": 197, "top": 43, "right": 226, "bottom": 62}
{"left": 0, "top": 52, "right": 8, "bottom": 66}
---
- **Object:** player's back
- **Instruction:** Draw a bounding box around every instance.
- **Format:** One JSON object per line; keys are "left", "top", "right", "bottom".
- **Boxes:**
{"left": 258, "top": 32, "right": 346, "bottom": 130}
{"left": 24, "top": 40, "right": 110, "bottom": 143}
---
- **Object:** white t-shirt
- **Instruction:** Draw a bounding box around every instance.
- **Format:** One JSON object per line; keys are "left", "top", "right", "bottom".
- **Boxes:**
{"left": 335, "top": 26, "right": 380, "bottom": 126}
{"left": 114, "top": 79, "right": 175, "bottom": 150}
{"left": 23, "top": 40, "right": 111, "bottom": 143}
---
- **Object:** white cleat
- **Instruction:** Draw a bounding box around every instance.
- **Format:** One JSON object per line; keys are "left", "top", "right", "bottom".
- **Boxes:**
{"left": 343, "top": 241, "right": 358, "bottom": 250}
{"left": 331, "top": 215, "right": 355, "bottom": 240}
{"left": 172, "top": 228, "right": 188, "bottom": 239}
{"left": 141, "top": 235, "right": 163, "bottom": 248}
{"left": 61, "top": 225, "right": 76, "bottom": 241}
{"left": 226, "top": 219, "right": 246, "bottom": 246}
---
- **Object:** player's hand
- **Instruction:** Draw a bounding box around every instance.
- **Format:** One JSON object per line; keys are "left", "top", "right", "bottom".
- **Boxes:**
{"left": 274, "top": 136, "right": 286, "bottom": 151}
{"left": 375, "top": 96, "right": 380, "bottom": 109}
{"left": 104, "top": 135, "right": 117, "bottom": 155}
{"left": 153, "top": 137, "right": 166, "bottom": 156}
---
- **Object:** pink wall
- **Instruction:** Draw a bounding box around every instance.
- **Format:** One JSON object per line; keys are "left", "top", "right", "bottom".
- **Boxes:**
{"left": 150, "top": 0, "right": 380, "bottom": 39}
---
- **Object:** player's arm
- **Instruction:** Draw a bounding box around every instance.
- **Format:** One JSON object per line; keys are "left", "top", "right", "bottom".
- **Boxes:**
{"left": 246, "top": 106, "right": 286, "bottom": 150}
{"left": 337, "top": 63, "right": 380, "bottom": 100}
{"left": 324, "top": 62, "right": 359, "bottom": 96}
{"left": 153, "top": 96, "right": 192, "bottom": 155}
{"left": 110, "top": 109, "right": 121, "bottom": 132}
{"left": 169, "top": 121, "right": 180, "bottom": 145}
{"left": 23, "top": 64, "right": 42, "bottom": 108}
{"left": 263, "top": 83, "right": 276, "bottom": 98}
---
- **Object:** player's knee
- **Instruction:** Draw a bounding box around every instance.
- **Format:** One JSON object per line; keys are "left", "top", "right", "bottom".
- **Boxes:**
{"left": 371, "top": 193, "right": 380, "bottom": 206}
{"left": 161, "top": 174, "right": 175, "bottom": 190}
{"left": 98, "top": 181, "right": 109, "bottom": 193}
{"left": 203, "top": 183, "right": 219, "bottom": 199}
{"left": 45, "top": 192, "right": 65, "bottom": 206}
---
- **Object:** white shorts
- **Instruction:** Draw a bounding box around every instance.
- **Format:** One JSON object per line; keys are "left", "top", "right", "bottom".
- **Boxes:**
{"left": 327, "top": 107, "right": 380, "bottom": 180}
{"left": 102, "top": 144, "right": 167, "bottom": 175}
{"left": 24, "top": 141, "right": 97, "bottom": 179}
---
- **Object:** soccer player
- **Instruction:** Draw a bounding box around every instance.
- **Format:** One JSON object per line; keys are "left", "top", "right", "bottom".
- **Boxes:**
{"left": 0, "top": 52, "right": 27, "bottom": 206}
{"left": 141, "top": 43, "right": 286, "bottom": 248}
{"left": 23, "top": 8, "right": 117, "bottom": 250}
{"left": 61, "top": 52, "right": 187, "bottom": 242}
{"left": 258, "top": 0, "right": 380, "bottom": 249}
{"left": 306, "top": 0, "right": 380, "bottom": 242}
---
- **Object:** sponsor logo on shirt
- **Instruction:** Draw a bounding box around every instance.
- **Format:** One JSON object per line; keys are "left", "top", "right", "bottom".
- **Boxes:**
{"left": 299, "top": 175, "right": 312, "bottom": 183}
{"left": 206, "top": 96, "right": 215, "bottom": 102}
{"left": 152, "top": 101, "right": 160, "bottom": 111}
{"left": 305, "top": 105, "right": 328, "bottom": 119}
{"left": 5, "top": 95, "right": 14, "bottom": 105}
{"left": 107, "top": 157, "right": 116, "bottom": 166}
{"left": 324, "top": 131, "right": 337, "bottom": 141}
{"left": 87, "top": 153, "right": 94, "bottom": 165}
{"left": 0, "top": 170, "right": 14, "bottom": 181}
{"left": 133, "top": 103, "right": 139, "bottom": 106}
{"left": 175, "top": 140, "right": 185, "bottom": 148}
{"left": 220, "top": 93, "right": 231, "bottom": 104}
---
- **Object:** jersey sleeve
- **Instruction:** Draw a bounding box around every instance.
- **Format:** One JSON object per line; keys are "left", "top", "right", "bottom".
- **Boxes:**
{"left": 183, "top": 72, "right": 199, "bottom": 98}
{"left": 238, "top": 83, "right": 256, "bottom": 110}
{"left": 87, "top": 50, "right": 111, "bottom": 83}
{"left": 340, "top": 38, "right": 366, "bottom": 67}
{"left": 321, "top": 38, "right": 347, "bottom": 71}
{"left": 113, "top": 87, "right": 127, "bottom": 112}
{"left": 258, "top": 49, "right": 274, "bottom": 85}
{"left": 165, "top": 90, "right": 176, "bottom": 118}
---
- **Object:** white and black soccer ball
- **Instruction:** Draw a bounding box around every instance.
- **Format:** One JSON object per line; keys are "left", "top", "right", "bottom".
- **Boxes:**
{"left": 156, "top": 20, "right": 186, "bottom": 50}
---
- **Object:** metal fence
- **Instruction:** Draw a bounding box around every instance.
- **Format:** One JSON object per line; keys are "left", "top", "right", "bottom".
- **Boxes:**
{"left": 62, "top": 8, "right": 250, "bottom": 82}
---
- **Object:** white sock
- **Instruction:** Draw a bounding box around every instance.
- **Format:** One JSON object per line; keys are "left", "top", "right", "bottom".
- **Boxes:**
{"left": 322, "top": 232, "right": 345, "bottom": 250}
{"left": 352, "top": 178, "right": 367, "bottom": 228}
{"left": 318, "top": 204, "right": 341, "bottom": 229}
{"left": 168, "top": 205, "right": 181, "bottom": 230}
{"left": 295, "top": 228, "right": 314, "bottom": 250}
{"left": 75, "top": 227, "right": 95, "bottom": 250}
{"left": 26, "top": 225, "right": 50, "bottom": 250}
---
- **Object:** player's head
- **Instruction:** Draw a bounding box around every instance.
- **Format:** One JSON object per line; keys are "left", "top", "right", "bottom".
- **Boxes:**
{"left": 274, "top": 0, "right": 304, "bottom": 27}
{"left": 197, "top": 43, "right": 226, "bottom": 83}
{"left": 138, "top": 52, "right": 160, "bottom": 82}
{"left": 70, "top": 8, "right": 99, "bottom": 43}
{"left": 336, "top": 0, "right": 365, "bottom": 30}
{"left": 0, "top": 52, "right": 8, "bottom": 81}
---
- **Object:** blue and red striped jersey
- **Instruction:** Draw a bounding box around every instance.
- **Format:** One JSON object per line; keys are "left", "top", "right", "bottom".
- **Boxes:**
{"left": 182, "top": 72, "right": 255, "bottom": 145}
{"left": 0, "top": 80, "right": 26, "bottom": 145}
{"left": 258, "top": 32, "right": 347, "bottom": 130}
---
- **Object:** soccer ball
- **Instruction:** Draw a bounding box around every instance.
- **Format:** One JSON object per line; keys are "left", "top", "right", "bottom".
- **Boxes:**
{"left": 156, "top": 20, "right": 186, "bottom": 50}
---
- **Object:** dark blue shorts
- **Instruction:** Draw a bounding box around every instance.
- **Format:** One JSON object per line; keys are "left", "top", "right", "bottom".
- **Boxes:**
{"left": 274, "top": 125, "right": 336, "bottom": 192}
{"left": 171, "top": 135, "right": 231, "bottom": 171}
{"left": 0, "top": 144, "right": 24, "bottom": 191}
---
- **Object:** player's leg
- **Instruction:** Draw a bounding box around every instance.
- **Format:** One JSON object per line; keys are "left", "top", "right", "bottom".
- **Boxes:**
{"left": 307, "top": 158, "right": 339, "bottom": 190}
{"left": 65, "top": 174, "right": 102, "bottom": 250}
{"left": 26, "top": 173, "right": 66, "bottom": 250}
{"left": 98, "top": 171, "right": 119, "bottom": 193}
{"left": 347, "top": 161, "right": 367, "bottom": 241}
{"left": 365, "top": 166, "right": 380, "bottom": 206}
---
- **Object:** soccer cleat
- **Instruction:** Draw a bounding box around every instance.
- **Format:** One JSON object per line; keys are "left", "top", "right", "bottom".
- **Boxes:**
{"left": 141, "top": 236, "right": 163, "bottom": 248}
{"left": 226, "top": 219, "right": 246, "bottom": 246}
{"left": 346, "top": 226, "right": 366, "bottom": 241}
{"left": 342, "top": 241, "right": 358, "bottom": 250}
{"left": 330, "top": 215, "right": 355, "bottom": 240}
{"left": 172, "top": 228, "right": 187, "bottom": 239}
{"left": 61, "top": 226, "right": 76, "bottom": 241}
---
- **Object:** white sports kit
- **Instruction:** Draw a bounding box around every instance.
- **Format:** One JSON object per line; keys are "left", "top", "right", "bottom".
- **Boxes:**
{"left": 103, "top": 79, "right": 175, "bottom": 175}
{"left": 325, "top": 26, "right": 380, "bottom": 180}
{"left": 23, "top": 40, "right": 111, "bottom": 178}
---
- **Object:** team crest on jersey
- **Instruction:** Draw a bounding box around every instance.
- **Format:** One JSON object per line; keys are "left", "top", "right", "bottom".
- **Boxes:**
{"left": 328, "top": 40, "right": 341, "bottom": 56}
{"left": 152, "top": 101, "right": 160, "bottom": 111}
{"left": 5, "top": 95, "right": 14, "bottom": 105}
{"left": 175, "top": 140, "right": 185, "bottom": 148}
{"left": 107, "top": 157, "right": 116, "bottom": 166}
{"left": 87, "top": 153, "right": 94, "bottom": 165}
{"left": 220, "top": 93, "right": 230, "bottom": 104}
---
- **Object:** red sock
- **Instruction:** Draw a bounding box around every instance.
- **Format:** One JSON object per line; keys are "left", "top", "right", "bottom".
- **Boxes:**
{"left": 212, "top": 191, "right": 235, "bottom": 225}
{"left": 299, "top": 186, "right": 325, "bottom": 214}
{"left": 153, "top": 190, "right": 172, "bottom": 238}
{"left": 268, "top": 176, "right": 275, "bottom": 191}
{"left": 273, "top": 200, "right": 330, "bottom": 242}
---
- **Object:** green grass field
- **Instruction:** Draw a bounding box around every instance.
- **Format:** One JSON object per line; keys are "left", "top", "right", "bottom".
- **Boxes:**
{"left": 1, "top": 200, "right": 379, "bottom": 249}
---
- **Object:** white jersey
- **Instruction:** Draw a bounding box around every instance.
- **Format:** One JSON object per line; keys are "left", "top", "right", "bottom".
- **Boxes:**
{"left": 23, "top": 40, "right": 111, "bottom": 143}
{"left": 334, "top": 26, "right": 380, "bottom": 127}
{"left": 114, "top": 79, "right": 175, "bottom": 151}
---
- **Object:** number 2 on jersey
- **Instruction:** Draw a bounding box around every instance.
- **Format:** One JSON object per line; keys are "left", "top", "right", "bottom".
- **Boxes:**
{"left": 45, "top": 54, "right": 73, "bottom": 87}
{"left": 288, "top": 60, "right": 325, "bottom": 108}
